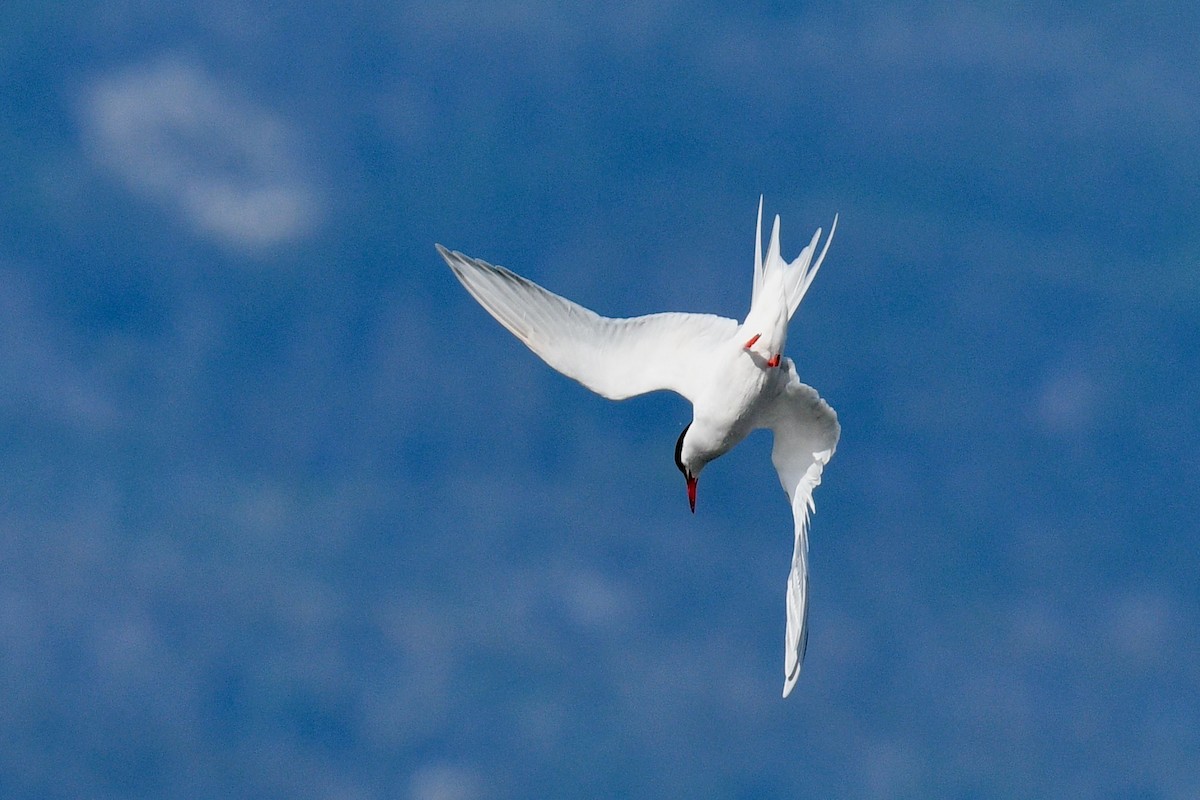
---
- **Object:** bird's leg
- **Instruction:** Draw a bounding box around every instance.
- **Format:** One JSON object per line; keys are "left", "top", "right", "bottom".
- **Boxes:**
{"left": 745, "top": 333, "right": 780, "bottom": 366}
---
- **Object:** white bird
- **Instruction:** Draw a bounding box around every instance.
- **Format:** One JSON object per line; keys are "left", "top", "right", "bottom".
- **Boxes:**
{"left": 437, "top": 199, "right": 840, "bottom": 698}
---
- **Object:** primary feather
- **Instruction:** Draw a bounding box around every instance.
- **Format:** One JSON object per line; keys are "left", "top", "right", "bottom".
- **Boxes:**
{"left": 438, "top": 245, "right": 738, "bottom": 402}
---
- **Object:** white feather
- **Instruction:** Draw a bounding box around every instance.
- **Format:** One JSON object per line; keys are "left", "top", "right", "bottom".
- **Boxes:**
{"left": 439, "top": 200, "right": 840, "bottom": 699}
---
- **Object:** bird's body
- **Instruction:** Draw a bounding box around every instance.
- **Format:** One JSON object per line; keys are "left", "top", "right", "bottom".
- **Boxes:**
{"left": 686, "top": 340, "right": 772, "bottom": 455}
{"left": 438, "top": 199, "right": 839, "bottom": 697}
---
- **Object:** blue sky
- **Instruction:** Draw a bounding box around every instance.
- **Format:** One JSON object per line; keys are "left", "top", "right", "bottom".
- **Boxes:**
{"left": 2, "top": 3, "right": 1198, "bottom": 798}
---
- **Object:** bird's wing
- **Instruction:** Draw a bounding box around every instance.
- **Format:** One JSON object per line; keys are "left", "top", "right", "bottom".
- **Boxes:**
{"left": 438, "top": 245, "right": 739, "bottom": 402}
{"left": 762, "top": 363, "right": 840, "bottom": 698}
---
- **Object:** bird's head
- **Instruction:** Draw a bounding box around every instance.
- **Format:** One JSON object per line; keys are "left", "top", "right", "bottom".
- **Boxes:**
{"left": 674, "top": 423, "right": 705, "bottom": 513}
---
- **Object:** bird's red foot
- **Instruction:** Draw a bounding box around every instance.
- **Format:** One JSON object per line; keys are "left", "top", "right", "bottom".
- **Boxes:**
{"left": 767, "top": 354, "right": 780, "bottom": 368}
{"left": 743, "top": 333, "right": 760, "bottom": 349}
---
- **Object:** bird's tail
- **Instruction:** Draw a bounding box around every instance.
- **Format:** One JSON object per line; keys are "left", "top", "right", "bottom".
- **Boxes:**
{"left": 752, "top": 197, "right": 838, "bottom": 322}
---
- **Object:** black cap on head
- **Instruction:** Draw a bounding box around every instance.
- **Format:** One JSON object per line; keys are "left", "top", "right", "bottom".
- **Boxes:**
{"left": 674, "top": 423, "right": 690, "bottom": 476}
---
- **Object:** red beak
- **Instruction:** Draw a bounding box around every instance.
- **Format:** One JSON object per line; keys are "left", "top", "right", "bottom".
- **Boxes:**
{"left": 686, "top": 475, "right": 697, "bottom": 513}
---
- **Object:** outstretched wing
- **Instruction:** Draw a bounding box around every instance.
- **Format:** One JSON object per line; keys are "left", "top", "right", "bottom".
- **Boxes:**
{"left": 763, "top": 362, "right": 840, "bottom": 698}
{"left": 439, "top": 245, "right": 738, "bottom": 402}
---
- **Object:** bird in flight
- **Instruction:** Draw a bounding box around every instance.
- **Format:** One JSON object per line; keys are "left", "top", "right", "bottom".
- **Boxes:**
{"left": 437, "top": 199, "right": 840, "bottom": 697}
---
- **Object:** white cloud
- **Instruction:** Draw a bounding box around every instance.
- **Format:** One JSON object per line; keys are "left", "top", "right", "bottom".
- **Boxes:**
{"left": 1033, "top": 366, "right": 1097, "bottom": 435}
{"left": 1106, "top": 589, "right": 1174, "bottom": 662}
{"left": 699, "top": 6, "right": 1199, "bottom": 159}
{"left": 397, "top": 1, "right": 680, "bottom": 54}
{"left": 557, "top": 568, "right": 633, "bottom": 630}
{"left": 409, "top": 763, "right": 483, "bottom": 800}
{"left": 0, "top": 267, "right": 118, "bottom": 429}
{"left": 81, "top": 58, "right": 321, "bottom": 250}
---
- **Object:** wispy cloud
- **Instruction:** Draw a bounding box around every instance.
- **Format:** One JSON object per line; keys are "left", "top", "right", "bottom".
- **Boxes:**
{"left": 80, "top": 58, "right": 322, "bottom": 250}
{"left": 409, "top": 763, "right": 483, "bottom": 800}
{"left": 0, "top": 268, "right": 117, "bottom": 429}
{"left": 1032, "top": 364, "right": 1098, "bottom": 435}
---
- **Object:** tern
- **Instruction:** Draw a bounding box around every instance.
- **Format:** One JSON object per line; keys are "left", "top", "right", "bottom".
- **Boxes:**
{"left": 437, "top": 199, "right": 840, "bottom": 697}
